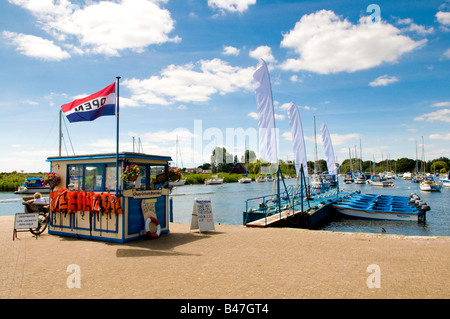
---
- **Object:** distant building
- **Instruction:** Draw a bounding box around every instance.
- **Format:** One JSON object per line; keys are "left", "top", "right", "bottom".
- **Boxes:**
{"left": 229, "top": 163, "right": 248, "bottom": 174}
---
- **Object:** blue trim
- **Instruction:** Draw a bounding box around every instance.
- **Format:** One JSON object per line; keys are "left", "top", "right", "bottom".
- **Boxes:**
{"left": 47, "top": 153, "right": 172, "bottom": 163}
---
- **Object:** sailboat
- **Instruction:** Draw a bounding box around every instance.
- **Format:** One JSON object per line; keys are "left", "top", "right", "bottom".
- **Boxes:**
{"left": 419, "top": 136, "right": 441, "bottom": 191}
{"left": 169, "top": 136, "right": 186, "bottom": 186}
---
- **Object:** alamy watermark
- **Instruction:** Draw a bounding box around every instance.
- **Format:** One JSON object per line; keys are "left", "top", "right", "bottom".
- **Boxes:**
{"left": 366, "top": 264, "right": 381, "bottom": 289}
{"left": 66, "top": 264, "right": 81, "bottom": 289}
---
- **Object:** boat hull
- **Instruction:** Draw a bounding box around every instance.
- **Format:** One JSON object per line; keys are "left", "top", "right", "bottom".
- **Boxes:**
{"left": 169, "top": 179, "right": 186, "bottom": 186}
{"left": 205, "top": 179, "right": 224, "bottom": 185}
{"left": 14, "top": 186, "right": 51, "bottom": 194}
{"left": 333, "top": 206, "right": 419, "bottom": 221}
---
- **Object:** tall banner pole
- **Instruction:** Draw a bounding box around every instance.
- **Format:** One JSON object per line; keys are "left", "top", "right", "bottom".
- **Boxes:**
{"left": 115, "top": 76, "right": 121, "bottom": 195}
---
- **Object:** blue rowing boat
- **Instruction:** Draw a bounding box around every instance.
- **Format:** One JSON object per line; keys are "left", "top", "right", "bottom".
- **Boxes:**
{"left": 333, "top": 192, "right": 428, "bottom": 222}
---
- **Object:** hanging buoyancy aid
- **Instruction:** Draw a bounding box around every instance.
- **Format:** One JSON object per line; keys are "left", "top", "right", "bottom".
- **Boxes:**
{"left": 92, "top": 193, "right": 102, "bottom": 213}
{"left": 108, "top": 195, "right": 123, "bottom": 214}
{"left": 101, "top": 193, "right": 110, "bottom": 213}
{"left": 114, "top": 196, "right": 123, "bottom": 214}
{"left": 68, "top": 190, "right": 78, "bottom": 213}
{"left": 77, "top": 190, "right": 86, "bottom": 212}
{"left": 57, "top": 188, "right": 69, "bottom": 213}
{"left": 50, "top": 188, "right": 68, "bottom": 212}
{"left": 85, "top": 192, "right": 93, "bottom": 212}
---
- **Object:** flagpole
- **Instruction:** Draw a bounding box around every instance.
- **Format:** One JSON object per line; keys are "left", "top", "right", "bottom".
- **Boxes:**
{"left": 115, "top": 76, "right": 121, "bottom": 195}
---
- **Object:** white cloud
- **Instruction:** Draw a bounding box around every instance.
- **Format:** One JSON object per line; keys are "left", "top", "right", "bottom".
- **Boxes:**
{"left": 208, "top": 0, "right": 256, "bottom": 14}
{"left": 429, "top": 133, "right": 450, "bottom": 140}
{"left": 436, "top": 11, "right": 450, "bottom": 26}
{"left": 396, "top": 17, "right": 434, "bottom": 35}
{"left": 432, "top": 101, "right": 450, "bottom": 107}
{"left": 414, "top": 109, "right": 450, "bottom": 122}
{"left": 279, "top": 10, "right": 426, "bottom": 74}
{"left": 2, "top": 31, "right": 70, "bottom": 61}
{"left": 249, "top": 45, "right": 276, "bottom": 63}
{"left": 443, "top": 48, "right": 450, "bottom": 59}
{"left": 247, "top": 112, "right": 258, "bottom": 119}
{"left": 369, "top": 75, "right": 399, "bottom": 87}
{"left": 289, "top": 75, "right": 304, "bottom": 83}
{"left": 222, "top": 46, "right": 240, "bottom": 56}
{"left": 7, "top": 0, "right": 180, "bottom": 58}
{"left": 123, "top": 59, "right": 255, "bottom": 106}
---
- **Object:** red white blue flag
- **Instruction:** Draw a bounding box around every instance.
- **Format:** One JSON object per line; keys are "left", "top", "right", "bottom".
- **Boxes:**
{"left": 61, "top": 83, "right": 116, "bottom": 123}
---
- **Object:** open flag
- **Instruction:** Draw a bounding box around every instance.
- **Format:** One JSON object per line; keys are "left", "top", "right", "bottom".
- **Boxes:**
{"left": 61, "top": 83, "right": 116, "bottom": 123}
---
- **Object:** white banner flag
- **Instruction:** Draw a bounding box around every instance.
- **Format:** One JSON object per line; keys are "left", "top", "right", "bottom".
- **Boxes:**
{"left": 320, "top": 123, "right": 337, "bottom": 175}
{"left": 287, "top": 102, "right": 308, "bottom": 177}
{"left": 253, "top": 59, "right": 278, "bottom": 164}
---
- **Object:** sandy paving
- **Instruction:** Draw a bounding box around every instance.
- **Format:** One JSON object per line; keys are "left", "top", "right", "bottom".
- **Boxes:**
{"left": 1, "top": 215, "right": 448, "bottom": 299}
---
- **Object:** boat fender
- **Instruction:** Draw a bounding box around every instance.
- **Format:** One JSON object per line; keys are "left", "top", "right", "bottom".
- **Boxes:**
{"left": 420, "top": 205, "right": 430, "bottom": 212}
{"left": 145, "top": 217, "right": 161, "bottom": 239}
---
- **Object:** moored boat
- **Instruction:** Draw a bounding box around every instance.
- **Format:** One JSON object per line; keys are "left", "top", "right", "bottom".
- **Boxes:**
{"left": 333, "top": 192, "right": 428, "bottom": 222}
{"left": 367, "top": 174, "right": 394, "bottom": 187}
{"left": 420, "top": 176, "right": 442, "bottom": 191}
{"left": 14, "top": 177, "right": 51, "bottom": 194}
{"left": 205, "top": 175, "right": 224, "bottom": 185}
{"left": 238, "top": 177, "right": 252, "bottom": 184}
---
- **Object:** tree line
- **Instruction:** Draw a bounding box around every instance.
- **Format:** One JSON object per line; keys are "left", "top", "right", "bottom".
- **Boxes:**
{"left": 198, "top": 147, "right": 450, "bottom": 176}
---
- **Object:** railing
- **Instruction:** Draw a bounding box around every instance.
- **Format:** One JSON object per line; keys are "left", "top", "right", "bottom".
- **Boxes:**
{"left": 244, "top": 182, "right": 335, "bottom": 225}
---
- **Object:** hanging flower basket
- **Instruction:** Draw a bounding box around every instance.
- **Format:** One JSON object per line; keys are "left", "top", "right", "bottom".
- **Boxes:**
{"left": 121, "top": 164, "right": 140, "bottom": 182}
{"left": 128, "top": 175, "right": 138, "bottom": 181}
{"left": 43, "top": 172, "right": 60, "bottom": 189}
{"left": 168, "top": 167, "right": 182, "bottom": 182}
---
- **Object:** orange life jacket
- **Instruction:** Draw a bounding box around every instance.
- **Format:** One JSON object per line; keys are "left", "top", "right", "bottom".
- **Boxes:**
{"left": 113, "top": 196, "right": 123, "bottom": 214}
{"left": 92, "top": 193, "right": 102, "bottom": 213}
{"left": 77, "top": 190, "right": 86, "bottom": 212}
{"left": 101, "top": 193, "right": 110, "bottom": 213}
{"left": 68, "top": 191, "right": 78, "bottom": 213}
{"left": 85, "top": 192, "right": 93, "bottom": 212}
{"left": 50, "top": 188, "right": 68, "bottom": 213}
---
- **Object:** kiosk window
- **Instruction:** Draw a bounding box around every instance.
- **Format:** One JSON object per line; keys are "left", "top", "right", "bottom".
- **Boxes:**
{"left": 68, "top": 165, "right": 83, "bottom": 190}
{"left": 85, "top": 165, "right": 104, "bottom": 191}
{"left": 105, "top": 164, "right": 116, "bottom": 191}
{"left": 137, "top": 165, "right": 147, "bottom": 189}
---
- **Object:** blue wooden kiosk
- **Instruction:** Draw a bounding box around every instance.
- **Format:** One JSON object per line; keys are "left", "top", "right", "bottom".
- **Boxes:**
{"left": 46, "top": 152, "right": 173, "bottom": 243}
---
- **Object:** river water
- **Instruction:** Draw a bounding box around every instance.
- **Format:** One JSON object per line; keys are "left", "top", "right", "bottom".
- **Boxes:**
{"left": 1, "top": 177, "right": 449, "bottom": 236}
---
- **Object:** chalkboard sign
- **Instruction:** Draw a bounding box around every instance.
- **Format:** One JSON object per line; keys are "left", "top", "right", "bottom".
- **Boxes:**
{"left": 190, "top": 198, "right": 215, "bottom": 232}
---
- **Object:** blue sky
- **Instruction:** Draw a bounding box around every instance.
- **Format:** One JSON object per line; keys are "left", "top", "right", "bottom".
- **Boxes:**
{"left": 1, "top": 0, "right": 449, "bottom": 172}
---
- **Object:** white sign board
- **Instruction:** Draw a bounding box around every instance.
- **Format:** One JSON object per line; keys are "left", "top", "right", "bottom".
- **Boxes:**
{"left": 14, "top": 213, "right": 39, "bottom": 229}
{"left": 190, "top": 198, "right": 215, "bottom": 232}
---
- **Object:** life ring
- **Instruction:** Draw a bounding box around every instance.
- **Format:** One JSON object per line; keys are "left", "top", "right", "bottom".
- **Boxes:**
{"left": 145, "top": 217, "right": 161, "bottom": 239}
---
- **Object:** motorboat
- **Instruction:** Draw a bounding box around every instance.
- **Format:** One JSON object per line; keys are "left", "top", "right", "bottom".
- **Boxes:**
{"left": 14, "top": 177, "right": 51, "bottom": 194}
{"left": 169, "top": 179, "right": 186, "bottom": 186}
{"left": 403, "top": 172, "right": 412, "bottom": 180}
{"left": 420, "top": 176, "right": 442, "bottom": 191}
{"left": 205, "top": 175, "right": 224, "bottom": 185}
{"left": 354, "top": 174, "right": 366, "bottom": 184}
{"left": 343, "top": 174, "right": 353, "bottom": 184}
{"left": 238, "top": 177, "right": 252, "bottom": 184}
{"left": 367, "top": 174, "right": 394, "bottom": 187}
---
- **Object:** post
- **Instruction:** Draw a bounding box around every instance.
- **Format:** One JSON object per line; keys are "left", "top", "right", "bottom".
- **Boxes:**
{"left": 59, "top": 110, "right": 62, "bottom": 156}
{"left": 115, "top": 76, "right": 121, "bottom": 195}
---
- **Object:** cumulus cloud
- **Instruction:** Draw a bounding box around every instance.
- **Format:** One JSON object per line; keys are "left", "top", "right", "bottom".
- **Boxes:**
{"left": 249, "top": 45, "right": 276, "bottom": 63}
{"left": 436, "top": 11, "right": 450, "bottom": 26}
{"left": 414, "top": 109, "right": 450, "bottom": 122}
{"left": 432, "top": 101, "right": 450, "bottom": 107}
{"left": 369, "top": 75, "right": 399, "bottom": 87}
{"left": 208, "top": 0, "right": 256, "bottom": 14}
{"left": 429, "top": 133, "right": 450, "bottom": 140}
{"left": 2, "top": 31, "right": 70, "bottom": 61}
{"left": 279, "top": 10, "right": 426, "bottom": 74}
{"left": 222, "top": 45, "right": 240, "bottom": 56}
{"left": 123, "top": 58, "right": 255, "bottom": 106}
{"left": 6, "top": 0, "right": 180, "bottom": 58}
